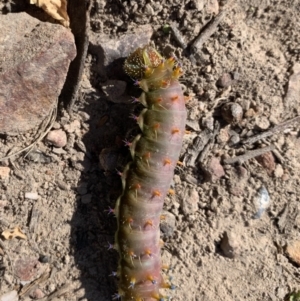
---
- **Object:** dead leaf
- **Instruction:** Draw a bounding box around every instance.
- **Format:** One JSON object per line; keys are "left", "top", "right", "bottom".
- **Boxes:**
{"left": 1, "top": 226, "right": 27, "bottom": 240}
{"left": 30, "top": 0, "right": 70, "bottom": 27}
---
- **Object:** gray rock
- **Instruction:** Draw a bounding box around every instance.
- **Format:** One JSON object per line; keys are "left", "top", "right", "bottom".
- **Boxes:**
{"left": 89, "top": 24, "right": 153, "bottom": 73}
{"left": 0, "top": 13, "right": 76, "bottom": 134}
{"left": 160, "top": 210, "right": 176, "bottom": 238}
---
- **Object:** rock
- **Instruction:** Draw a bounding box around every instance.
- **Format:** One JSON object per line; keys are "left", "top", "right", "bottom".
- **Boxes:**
{"left": 89, "top": 24, "right": 153, "bottom": 75}
{"left": 255, "top": 116, "right": 270, "bottom": 130}
{"left": 203, "top": 157, "right": 225, "bottom": 182}
{"left": 180, "top": 188, "right": 199, "bottom": 215}
{"left": 220, "top": 231, "right": 240, "bottom": 258}
{"left": 221, "top": 102, "right": 243, "bottom": 124}
{"left": 160, "top": 211, "right": 176, "bottom": 238}
{"left": 63, "top": 120, "right": 81, "bottom": 134}
{"left": 274, "top": 164, "right": 284, "bottom": 178}
{"left": 255, "top": 152, "right": 275, "bottom": 175}
{"left": 25, "top": 192, "right": 39, "bottom": 200}
{"left": 0, "top": 167, "right": 10, "bottom": 179}
{"left": 46, "top": 130, "right": 67, "bottom": 148}
{"left": 29, "top": 288, "right": 45, "bottom": 299}
{"left": 206, "top": 0, "right": 219, "bottom": 14}
{"left": 286, "top": 241, "right": 300, "bottom": 266}
{"left": 101, "top": 80, "right": 128, "bottom": 103}
{"left": 0, "top": 12, "right": 76, "bottom": 135}
{"left": 216, "top": 73, "right": 233, "bottom": 88}
{"left": 14, "top": 258, "right": 41, "bottom": 282}
{"left": 0, "top": 290, "right": 18, "bottom": 301}
{"left": 284, "top": 63, "right": 300, "bottom": 114}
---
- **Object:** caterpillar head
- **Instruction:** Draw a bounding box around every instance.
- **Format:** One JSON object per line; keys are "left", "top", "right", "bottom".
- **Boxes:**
{"left": 124, "top": 45, "right": 163, "bottom": 79}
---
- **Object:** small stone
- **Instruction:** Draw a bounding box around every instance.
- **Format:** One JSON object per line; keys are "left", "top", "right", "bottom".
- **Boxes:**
{"left": 64, "top": 120, "right": 81, "bottom": 133}
{"left": 255, "top": 116, "right": 270, "bottom": 130}
{"left": 25, "top": 192, "right": 39, "bottom": 200}
{"left": 180, "top": 188, "right": 199, "bottom": 215}
{"left": 38, "top": 255, "right": 50, "bottom": 263}
{"left": 217, "top": 128, "right": 229, "bottom": 144}
{"left": 0, "top": 290, "right": 18, "bottom": 301}
{"left": 0, "top": 167, "right": 10, "bottom": 179}
{"left": 221, "top": 102, "right": 243, "bottom": 124}
{"left": 274, "top": 164, "right": 284, "bottom": 178}
{"left": 55, "top": 180, "right": 69, "bottom": 191}
{"left": 216, "top": 73, "right": 233, "bottom": 88}
{"left": 203, "top": 157, "right": 225, "bottom": 182}
{"left": 81, "top": 194, "right": 92, "bottom": 204}
{"left": 255, "top": 152, "right": 275, "bottom": 175}
{"left": 29, "top": 288, "right": 45, "bottom": 299}
{"left": 89, "top": 24, "right": 153, "bottom": 75}
{"left": 206, "top": 0, "right": 219, "bottom": 14}
{"left": 220, "top": 231, "right": 240, "bottom": 258}
{"left": 286, "top": 241, "right": 300, "bottom": 266}
{"left": 193, "top": 0, "right": 204, "bottom": 11}
{"left": 15, "top": 258, "right": 41, "bottom": 282}
{"left": 51, "top": 147, "right": 67, "bottom": 155}
{"left": 160, "top": 211, "right": 176, "bottom": 238}
{"left": 46, "top": 130, "right": 67, "bottom": 148}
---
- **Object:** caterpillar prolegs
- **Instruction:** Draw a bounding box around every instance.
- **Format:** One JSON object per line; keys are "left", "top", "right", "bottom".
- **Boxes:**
{"left": 113, "top": 46, "right": 186, "bottom": 301}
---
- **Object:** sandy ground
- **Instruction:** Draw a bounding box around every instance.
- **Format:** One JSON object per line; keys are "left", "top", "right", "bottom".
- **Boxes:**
{"left": 1, "top": 0, "right": 300, "bottom": 301}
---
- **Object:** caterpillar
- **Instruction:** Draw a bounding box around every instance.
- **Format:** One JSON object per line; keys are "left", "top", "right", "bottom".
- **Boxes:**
{"left": 112, "top": 45, "right": 186, "bottom": 301}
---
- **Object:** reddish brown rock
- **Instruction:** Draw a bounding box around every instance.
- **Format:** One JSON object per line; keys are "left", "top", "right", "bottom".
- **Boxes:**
{"left": 286, "top": 241, "right": 300, "bottom": 266}
{"left": 203, "top": 157, "right": 225, "bottom": 182}
{"left": 0, "top": 13, "right": 76, "bottom": 135}
{"left": 255, "top": 151, "right": 276, "bottom": 175}
{"left": 15, "top": 257, "right": 41, "bottom": 282}
{"left": 46, "top": 129, "right": 67, "bottom": 147}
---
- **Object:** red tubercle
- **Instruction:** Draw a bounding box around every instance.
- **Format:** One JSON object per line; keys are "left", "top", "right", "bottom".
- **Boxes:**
{"left": 163, "top": 158, "right": 172, "bottom": 166}
{"left": 151, "top": 189, "right": 162, "bottom": 199}
{"left": 144, "top": 219, "right": 155, "bottom": 229}
{"left": 170, "top": 95, "right": 179, "bottom": 102}
{"left": 144, "top": 248, "right": 154, "bottom": 258}
{"left": 147, "top": 275, "right": 158, "bottom": 285}
{"left": 171, "top": 127, "right": 180, "bottom": 135}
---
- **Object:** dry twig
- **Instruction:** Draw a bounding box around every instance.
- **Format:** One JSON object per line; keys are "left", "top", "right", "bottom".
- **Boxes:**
{"left": 223, "top": 145, "right": 275, "bottom": 165}
{"left": 242, "top": 116, "right": 300, "bottom": 145}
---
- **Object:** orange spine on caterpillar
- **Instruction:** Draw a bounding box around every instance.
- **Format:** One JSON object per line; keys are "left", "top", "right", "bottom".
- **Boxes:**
{"left": 112, "top": 45, "right": 186, "bottom": 301}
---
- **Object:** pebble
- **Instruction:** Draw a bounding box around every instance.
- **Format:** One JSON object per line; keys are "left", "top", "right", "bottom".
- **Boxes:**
{"left": 220, "top": 231, "right": 240, "bottom": 258}
{"left": 216, "top": 73, "right": 233, "bottom": 88}
{"left": 203, "top": 157, "right": 225, "bottom": 182}
{"left": 55, "top": 180, "right": 70, "bottom": 191}
{"left": 274, "top": 164, "right": 284, "bottom": 178}
{"left": 51, "top": 147, "right": 67, "bottom": 155}
{"left": 64, "top": 120, "right": 81, "bottom": 133}
{"left": 253, "top": 186, "right": 270, "bottom": 219}
{"left": 255, "top": 152, "right": 276, "bottom": 175}
{"left": 29, "top": 288, "right": 45, "bottom": 299}
{"left": 0, "top": 167, "right": 10, "bottom": 179}
{"left": 0, "top": 291, "right": 18, "bottom": 301}
{"left": 25, "top": 192, "right": 39, "bottom": 200}
{"left": 221, "top": 102, "right": 243, "bottom": 124}
{"left": 160, "top": 211, "right": 176, "bottom": 238}
{"left": 14, "top": 258, "right": 41, "bottom": 281}
{"left": 286, "top": 241, "right": 300, "bottom": 266}
{"left": 180, "top": 188, "right": 199, "bottom": 215}
{"left": 46, "top": 130, "right": 67, "bottom": 148}
{"left": 255, "top": 116, "right": 270, "bottom": 130}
